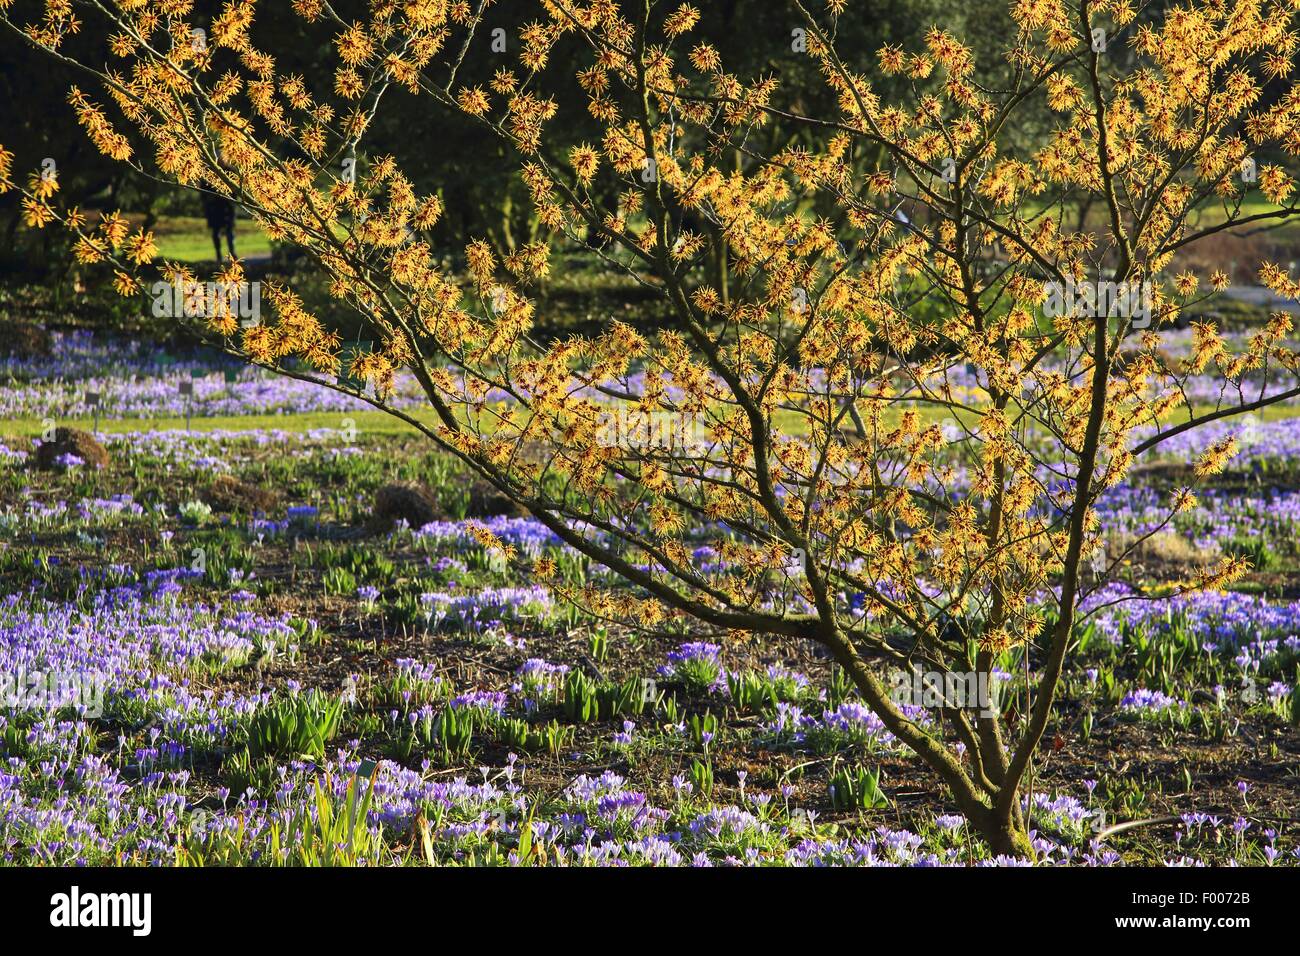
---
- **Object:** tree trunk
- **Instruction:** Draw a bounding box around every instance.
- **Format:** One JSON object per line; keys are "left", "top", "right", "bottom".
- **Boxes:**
{"left": 979, "top": 807, "right": 1034, "bottom": 859}
{"left": 822, "top": 627, "right": 1036, "bottom": 859}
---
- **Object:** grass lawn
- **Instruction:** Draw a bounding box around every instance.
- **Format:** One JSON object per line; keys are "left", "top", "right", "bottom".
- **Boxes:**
{"left": 1021, "top": 196, "right": 1299, "bottom": 236}
{"left": 150, "top": 215, "right": 363, "bottom": 263}
{"left": 3, "top": 408, "right": 440, "bottom": 439}
{"left": 5, "top": 397, "right": 1299, "bottom": 442}
{"left": 151, "top": 215, "right": 275, "bottom": 262}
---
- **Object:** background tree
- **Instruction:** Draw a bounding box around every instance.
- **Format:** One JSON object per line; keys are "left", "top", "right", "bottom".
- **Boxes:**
{"left": 3, "top": 0, "right": 1300, "bottom": 856}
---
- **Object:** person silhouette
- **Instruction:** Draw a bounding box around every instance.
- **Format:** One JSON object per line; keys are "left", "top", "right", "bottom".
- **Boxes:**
{"left": 200, "top": 191, "right": 237, "bottom": 262}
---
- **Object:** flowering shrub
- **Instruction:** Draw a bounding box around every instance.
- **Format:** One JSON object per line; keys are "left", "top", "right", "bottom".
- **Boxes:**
{"left": 5, "top": 0, "right": 1300, "bottom": 855}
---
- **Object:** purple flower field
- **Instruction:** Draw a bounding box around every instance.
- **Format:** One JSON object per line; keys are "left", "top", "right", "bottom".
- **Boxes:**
{"left": 1, "top": 354, "right": 1297, "bottom": 867}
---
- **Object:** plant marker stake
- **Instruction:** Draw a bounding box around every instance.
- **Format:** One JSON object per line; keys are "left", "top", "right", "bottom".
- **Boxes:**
{"left": 179, "top": 376, "right": 194, "bottom": 433}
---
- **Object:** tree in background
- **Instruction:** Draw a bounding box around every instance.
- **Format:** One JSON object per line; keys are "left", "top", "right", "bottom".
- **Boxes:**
{"left": 4, "top": 0, "right": 1300, "bottom": 855}
{"left": 1, "top": 0, "right": 995, "bottom": 271}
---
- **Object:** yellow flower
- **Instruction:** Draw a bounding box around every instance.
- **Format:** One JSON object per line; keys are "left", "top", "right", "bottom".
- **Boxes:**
{"left": 457, "top": 86, "right": 491, "bottom": 116}
{"left": 663, "top": 4, "right": 700, "bottom": 37}
{"left": 21, "top": 198, "right": 55, "bottom": 228}
{"left": 569, "top": 144, "right": 599, "bottom": 186}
